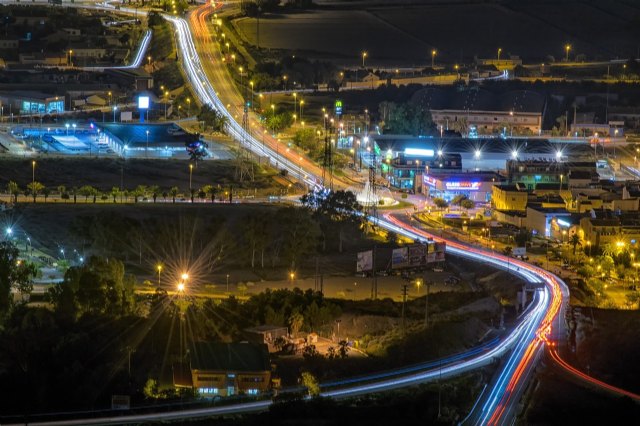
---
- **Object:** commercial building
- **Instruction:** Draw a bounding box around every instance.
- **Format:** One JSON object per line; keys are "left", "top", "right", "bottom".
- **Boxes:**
{"left": 174, "top": 342, "right": 271, "bottom": 397}
{"left": 97, "top": 122, "right": 201, "bottom": 157}
{"left": 492, "top": 184, "right": 528, "bottom": 211}
{"left": 423, "top": 171, "right": 504, "bottom": 203}
{"left": 506, "top": 160, "right": 597, "bottom": 190}
{"left": 0, "top": 91, "right": 65, "bottom": 114}
{"left": 411, "top": 87, "right": 546, "bottom": 135}
{"left": 525, "top": 205, "right": 574, "bottom": 239}
{"left": 244, "top": 325, "right": 289, "bottom": 353}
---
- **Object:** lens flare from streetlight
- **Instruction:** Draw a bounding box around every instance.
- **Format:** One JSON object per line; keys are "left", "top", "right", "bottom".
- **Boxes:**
{"left": 177, "top": 282, "right": 185, "bottom": 292}
{"left": 181, "top": 272, "right": 189, "bottom": 280}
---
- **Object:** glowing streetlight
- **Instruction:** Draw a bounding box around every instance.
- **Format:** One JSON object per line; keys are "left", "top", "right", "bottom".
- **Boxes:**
{"left": 511, "top": 149, "right": 518, "bottom": 159}
{"left": 189, "top": 164, "right": 193, "bottom": 192}
{"left": 181, "top": 272, "right": 189, "bottom": 281}
{"left": 362, "top": 51, "right": 368, "bottom": 68}
{"left": 431, "top": 49, "right": 437, "bottom": 68}
{"left": 177, "top": 282, "right": 185, "bottom": 292}
{"left": 497, "top": 47, "right": 502, "bottom": 61}
{"left": 289, "top": 271, "right": 295, "bottom": 282}
{"left": 156, "top": 264, "right": 162, "bottom": 285}
{"left": 145, "top": 129, "right": 150, "bottom": 157}
{"left": 565, "top": 44, "right": 571, "bottom": 61}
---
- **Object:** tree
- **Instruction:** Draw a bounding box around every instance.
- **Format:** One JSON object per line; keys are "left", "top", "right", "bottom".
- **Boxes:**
{"left": 503, "top": 246, "right": 513, "bottom": 256}
{"left": 133, "top": 185, "right": 148, "bottom": 203}
{"left": 432, "top": 197, "right": 448, "bottom": 212}
{"left": 278, "top": 207, "right": 320, "bottom": 269}
{"left": 111, "top": 187, "right": 121, "bottom": 203}
{"left": 148, "top": 185, "right": 160, "bottom": 203}
{"left": 27, "top": 181, "right": 44, "bottom": 203}
{"left": 450, "top": 194, "right": 467, "bottom": 207}
{"left": 569, "top": 234, "right": 581, "bottom": 255}
{"left": 198, "top": 105, "right": 228, "bottom": 133}
{"left": 288, "top": 311, "right": 304, "bottom": 335}
{"left": 338, "top": 339, "right": 349, "bottom": 358}
{"left": 301, "top": 190, "right": 363, "bottom": 253}
{"left": 57, "top": 185, "right": 67, "bottom": 201}
{"left": 78, "top": 185, "right": 96, "bottom": 202}
{"left": 243, "top": 212, "right": 270, "bottom": 268}
{"left": 460, "top": 198, "right": 475, "bottom": 212}
{"left": 7, "top": 181, "right": 20, "bottom": 203}
{"left": 378, "top": 101, "right": 434, "bottom": 136}
{"left": 169, "top": 186, "right": 179, "bottom": 203}
{"left": 0, "top": 242, "right": 37, "bottom": 321}
{"left": 42, "top": 186, "right": 51, "bottom": 202}
{"left": 300, "top": 371, "right": 320, "bottom": 397}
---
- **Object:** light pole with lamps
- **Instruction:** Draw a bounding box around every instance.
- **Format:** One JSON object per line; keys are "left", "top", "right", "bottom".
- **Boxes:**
{"left": 300, "top": 99, "right": 304, "bottom": 121}
{"left": 145, "top": 130, "right": 149, "bottom": 157}
{"left": 189, "top": 164, "right": 193, "bottom": 193}
{"left": 31, "top": 161, "right": 36, "bottom": 201}
{"left": 156, "top": 264, "right": 162, "bottom": 286}
{"left": 113, "top": 105, "right": 118, "bottom": 123}
{"left": 565, "top": 44, "right": 571, "bottom": 62}
{"left": 293, "top": 92, "right": 297, "bottom": 120}
{"left": 497, "top": 47, "right": 502, "bottom": 61}
{"left": 186, "top": 98, "right": 191, "bottom": 116}
{"left": 362, "top": 51, "right": 367, "bottom": 68}
{"left": 431, "top": 49, "right": 437, "bottom": 68}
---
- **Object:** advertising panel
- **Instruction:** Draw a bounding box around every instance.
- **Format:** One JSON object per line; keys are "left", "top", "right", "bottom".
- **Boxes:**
{"left": 423, "top": 175, "right": 438, "bottom": 188}
{"left": 408, "top": 244, "right": 427, "bottom": 267}
{"left": 444, "top": 181, "right": 481, "bottom": 191}
{"left": 138, "top": 96, "right": 150, "bottom": 109}
{"left": 120, "top": 111, "right": 133, "bottom": 122}
{"left": 391, "top": 247, "right": 409, "bottom": 269}
{"left": 356, "top": 250, "right": 373, "bottom": 272}
{"left": 513, "top": 247, "right": 526, "bottom": 256}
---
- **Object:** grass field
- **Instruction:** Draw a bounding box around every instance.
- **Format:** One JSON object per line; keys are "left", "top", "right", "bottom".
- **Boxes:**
{"left": 234, "top": 1, "right": 640, "bottom": 66}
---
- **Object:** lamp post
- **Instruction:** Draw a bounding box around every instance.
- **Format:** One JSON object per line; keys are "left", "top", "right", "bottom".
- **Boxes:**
{"left": 113, "top": 105, "right": 118, "bottom": 123}
{"left": 300, "top": 99, "right": 304, "bottom": 121}
{"left": 362, "top": 51, "right": 367, "bottom": 68}
{"left": 145, "top": 130, "right": 149, "bottom": 158}
{"left": 497, "top": 48, "right": 502, "bottom": 61}
{"left": 293, "top": 92, "right": 297, "bottom": 121}
{"left": 249, "top": 81, "right": 254, "bottom": 108}
{"left": 186, "top": 98, "right": 191, "bottom": 116}
{"left": 68, "top": 49, "right": 73, "bottom": 67}
{"left": 189, "top": 163, "right": 193, "bottom": 193}
{"left": 164, "top": 91, "right": 169, "bottom": 119}
{"left": 565, "top": 44, "right": 571, "bottom": 62}
{"left": 431, "top": 49, "right": 437, "bottom": 68}
{"left": 31, "top": 161, "right": 36, "bottom": 201}
{"left": 156, "top": 264, "right": 162, "bottom": 286}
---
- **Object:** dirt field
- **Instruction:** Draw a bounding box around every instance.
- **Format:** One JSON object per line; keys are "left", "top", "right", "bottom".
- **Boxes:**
{"left": 0, "top": 157, "right": 284, "bottom": 194}
{"left": 234, "top": 1, "right": 640, "bottom": 65}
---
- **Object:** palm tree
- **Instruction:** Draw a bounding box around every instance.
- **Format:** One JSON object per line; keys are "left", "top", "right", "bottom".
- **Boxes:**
{"left": 27, "top": 181, "right": 45, "bottom": 203}
{"left": 569, "top": 234, "right": 581, "bottom": 255}
{"left": 148, "top": 185, "right": 160, "bottom": 203}
{"left": 7, "top": 181, "right": 20, "bottom": 203}
{"left": 134, "top": 185, "right": 148, "bottom": 203}
{"left": 169, "top": 186, "right": 179, "bottom": 203}
{"left": 201, "top": 184, "right": 214, "bottom": 202}
{"left": 57, "top": 185, "right": 67, "bottom": 202}
{"left": 111, "top": 187, "right": 121, "bottom": 203}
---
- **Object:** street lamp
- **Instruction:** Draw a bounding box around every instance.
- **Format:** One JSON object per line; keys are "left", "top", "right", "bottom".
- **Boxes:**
{"left": 293, "top": 92, "right": 297, "bottom": 120}
{"left": 177, "top": 282, "right": 185, "bottom": 293}
{"left": 68, "top": 49, "right": 73, "bottom": 67}
{"left": 31, "top": 161, "right": 36, "bottom": 201}
{"left": 156, "top": 264, "right": 162, "bottom": 286}
{"left": 300, "top": 99, "right": 304, "bottom": 121}
{"left": 147, "top": 55, "right": 152, "bottom": 67}
{"left": 186, "top": 98, "right": 191, "bottom": 116}
{"left": 289, "top": 271, "right": 295, "bottom": 283}
{"left": 497, "top": 47, "right": 502, "bottom": 61}
{"left": 565, "top": 44, "right": 571, "bottom": 62}
{"left": 145, "top": 130, "right": 149, "bottom": 157}
{"left": 113, "top": 105, "right": 118, "bottom": 123}
{"left": 431, "top": 49, "right": 437, "bottom": 68}
{"left": 181, "top": 272, "right": 189, "bottom": 281}
{"left": 362, "top": 51, "right": 367, "bottom": 68}
{"left": 249, "top": 80, "right": 254, "bottom": 108}
{"left": 189, "top": 164, "right": 193, "bottom": 193}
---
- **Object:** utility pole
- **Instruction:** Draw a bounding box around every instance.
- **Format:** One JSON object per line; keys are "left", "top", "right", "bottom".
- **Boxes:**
{"left": 401, "top": 283, "right": 409, "bottom": 335}
{"left": 371, "top": 244, "right": 377, "bottom": 299}
{"left": 424, "top": 279, "right": 430, "bottom": 327}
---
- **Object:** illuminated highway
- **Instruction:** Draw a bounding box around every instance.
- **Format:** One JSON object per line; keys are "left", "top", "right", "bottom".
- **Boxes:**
{"left": 4, "top": 1, "right": 636, "bottom": 424}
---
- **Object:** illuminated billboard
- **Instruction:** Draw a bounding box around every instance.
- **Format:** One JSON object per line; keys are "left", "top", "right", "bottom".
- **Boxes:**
{"left": 444, "top": 181, "right": 481, "bottom": 191}
{"left": 423, "top": 175, "right": 438, "bottom": 187}
{"left": 356, "top": 250, "right": 373, "bottom": 272}
{"left": 138, "top": 96, "right": 150, "bottom": 109}
{"left": 404, "top": 148, "right": 434, "bottom": 157}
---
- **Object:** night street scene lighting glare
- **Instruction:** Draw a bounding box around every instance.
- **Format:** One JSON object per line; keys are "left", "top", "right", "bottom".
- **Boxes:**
{"left": 3, "top": 1, "right": 640, "bottom": 424}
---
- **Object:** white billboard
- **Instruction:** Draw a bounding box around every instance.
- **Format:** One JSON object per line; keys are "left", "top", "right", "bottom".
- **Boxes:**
{"left": 513, "top": 247, "right": 526, "bottom": 256}
{"left": 138, "top": 96, "right": 150, "bottom": 109}
{"left": 356, "top": 250, "right": 373, "bottom": 272}
{"left": 120, "top": 111, "right": 133, "bottom": 122}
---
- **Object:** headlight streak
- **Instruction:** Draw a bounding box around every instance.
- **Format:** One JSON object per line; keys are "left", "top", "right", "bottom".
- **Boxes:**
{"left": 166, "top": 14, "right": 320, "bottom": 189}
